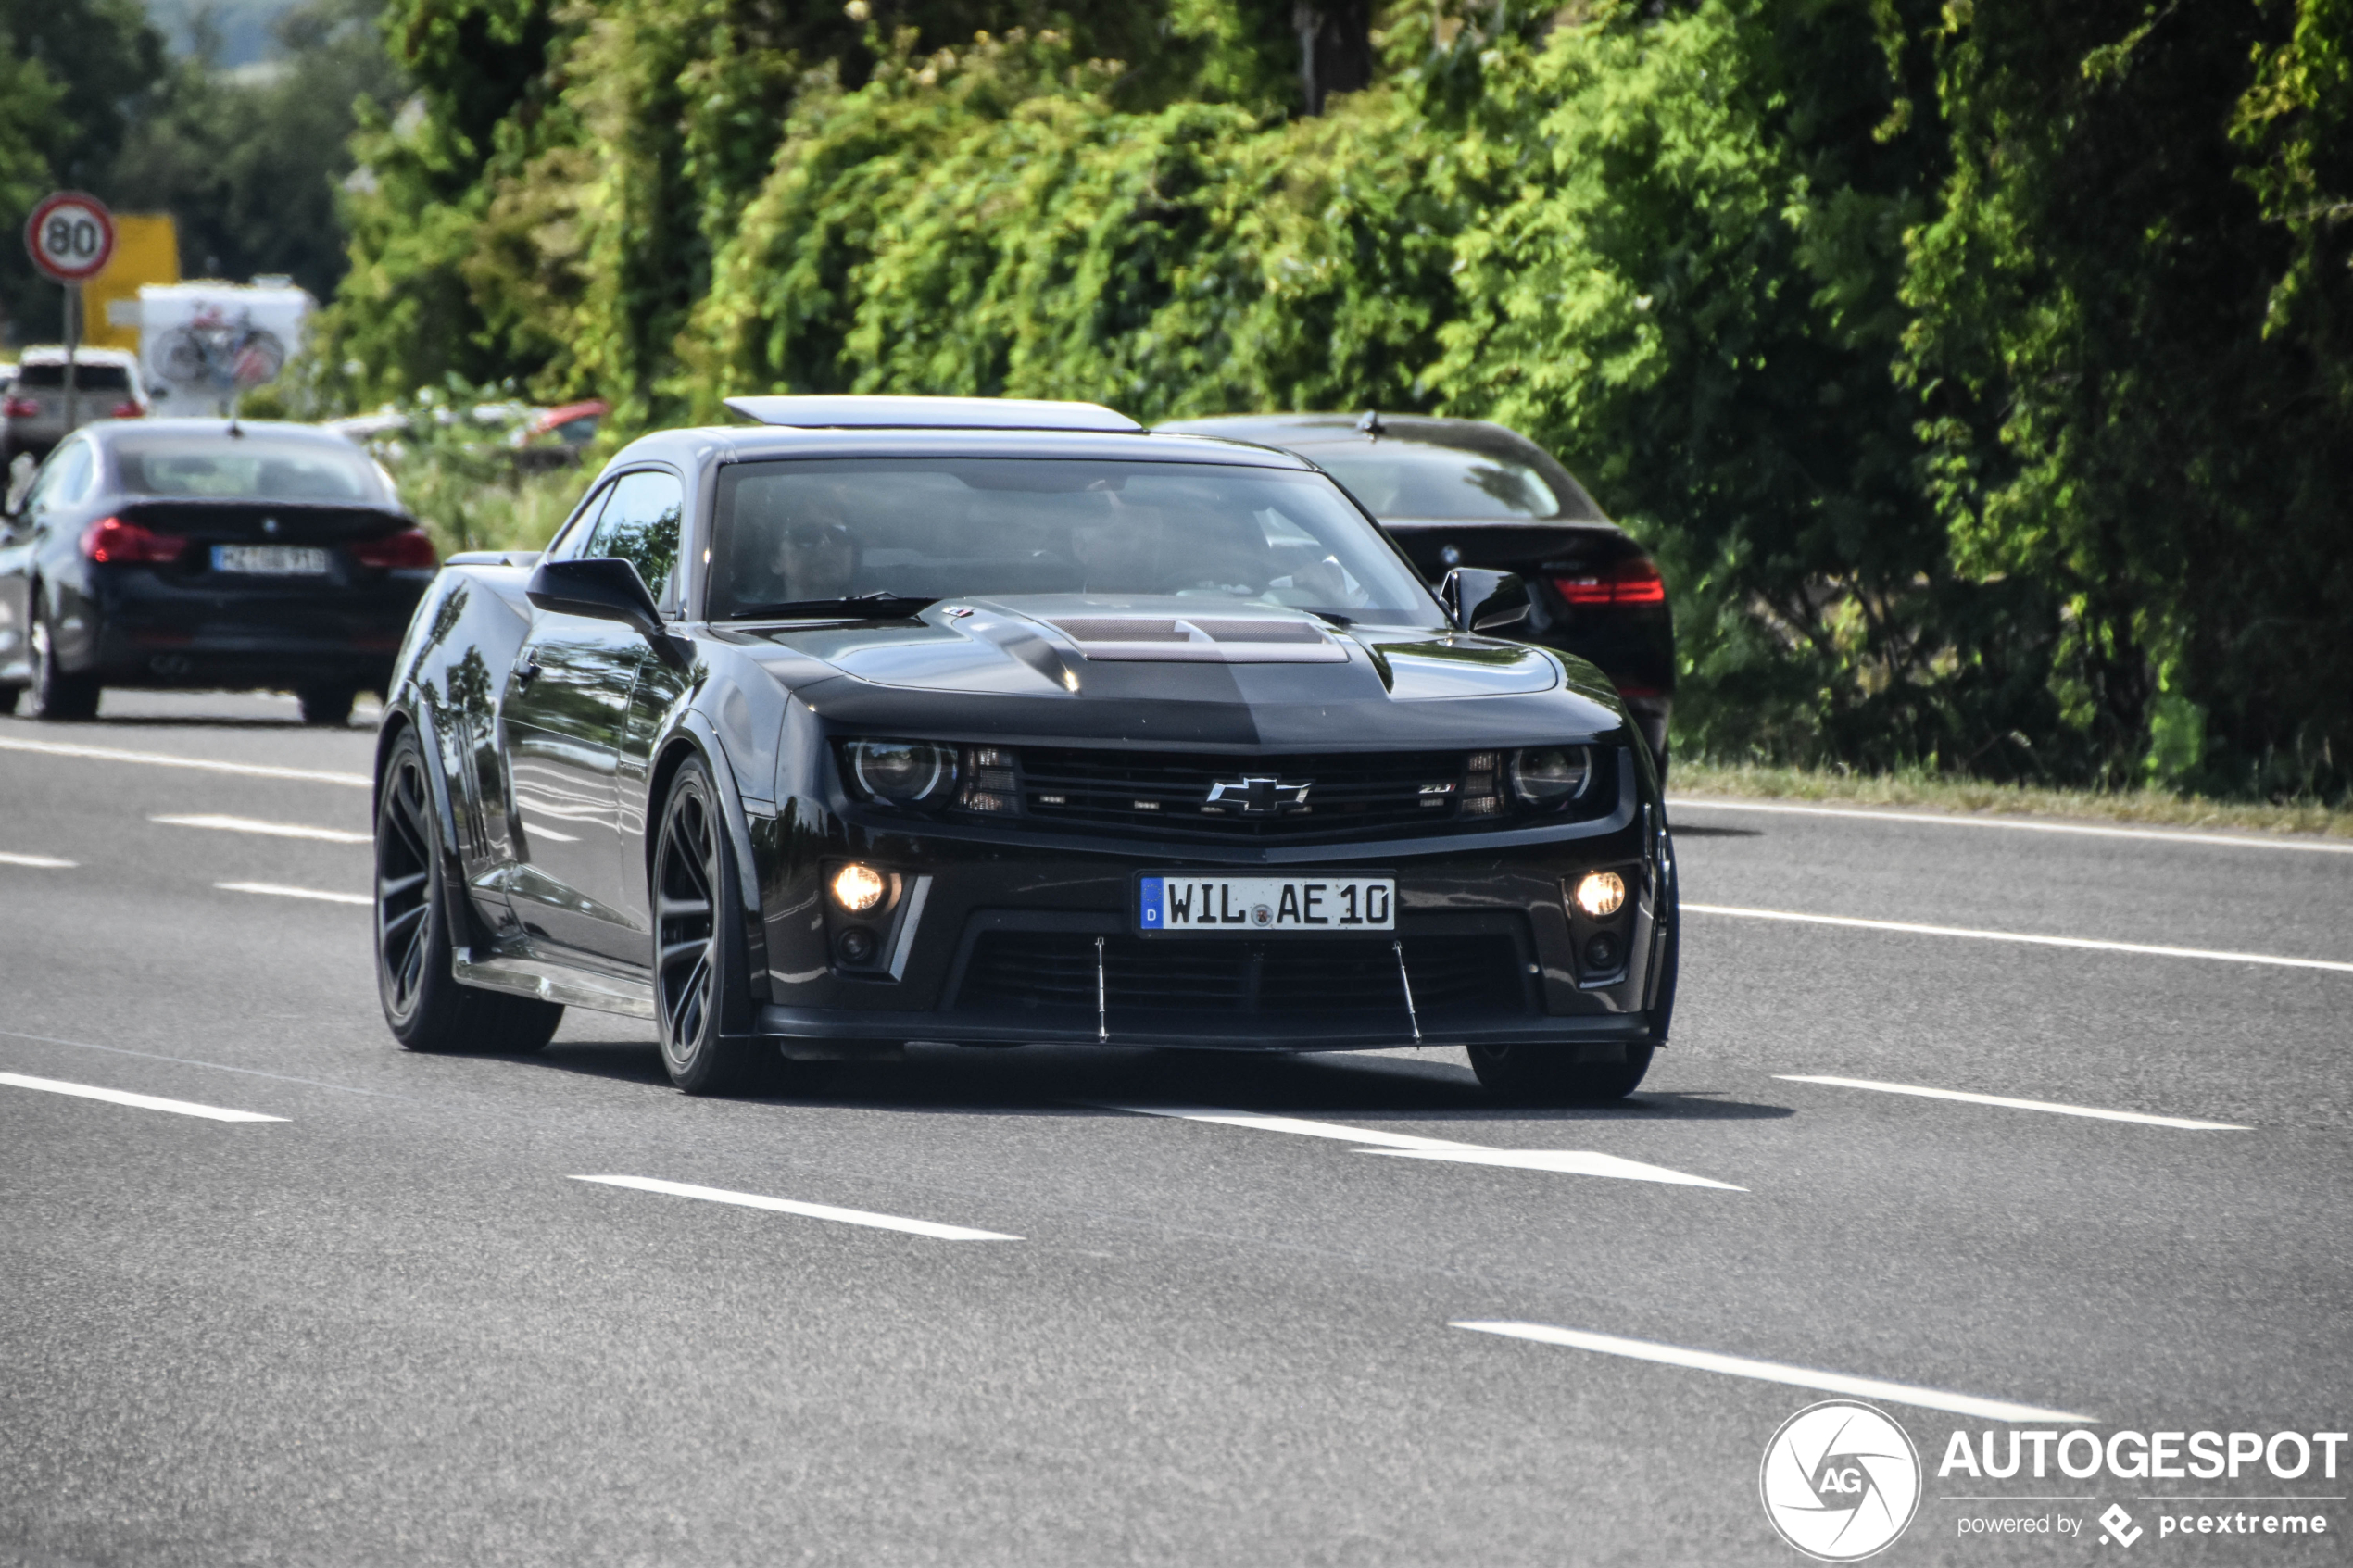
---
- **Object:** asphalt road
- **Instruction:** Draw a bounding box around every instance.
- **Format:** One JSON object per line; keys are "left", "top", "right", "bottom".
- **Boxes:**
{"left": 4, "top": 692, "right": 2348, "bottom": 1567}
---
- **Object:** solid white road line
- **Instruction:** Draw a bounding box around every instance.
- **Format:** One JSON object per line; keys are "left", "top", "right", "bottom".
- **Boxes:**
{"left": 217, "top": 881, "right": 371, "bottom": 907}
{"left": 1109, "top": 1106, "right": 1743, "bottom": 1190}
{"left": 1668, "top": 796, "right": 2353, "bottom": 855}
{"left": 0, "top": 735, "right": 371, "bottom": 787}
{"left": 0, "top": 850, "right": 76, "bottom": 868}
{"left": 569, "top": 1175, "right": 1020, "bottom": 1240}
{"left": 0, "top": 1071, "right": 286, "bottom": 1123}
{"left": 1775, "top": 1074, "right": 2250, "bottom": 1131}
{"left": 1684, "top": 902, "right": 2353, "bottom": 974}
{"left": 1451, "top": 1323, "right": 2097, "bottom": 1424}
{"left": 155, "top": 813, "right": 371, "bottom": 844}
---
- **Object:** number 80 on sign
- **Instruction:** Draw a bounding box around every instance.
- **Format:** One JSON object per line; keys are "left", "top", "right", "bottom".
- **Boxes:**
{"left": 24, "top": 192, "right": 116, "bottom": 283}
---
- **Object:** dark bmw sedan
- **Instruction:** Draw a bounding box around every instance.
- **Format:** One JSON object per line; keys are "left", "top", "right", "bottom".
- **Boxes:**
{"left": 1156, "top": 414, "right": 1675, "bottom": 775}
{"left": 0, "top": 419, "right": 436, "bottom": 722}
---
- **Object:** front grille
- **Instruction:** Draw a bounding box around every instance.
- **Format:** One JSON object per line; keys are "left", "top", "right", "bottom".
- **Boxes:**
{"left": 1013, "top": 746, "right": 1468, "bottom": 840}
{"left": 954, "top": 931, "right": 1533, "bottom": 1022}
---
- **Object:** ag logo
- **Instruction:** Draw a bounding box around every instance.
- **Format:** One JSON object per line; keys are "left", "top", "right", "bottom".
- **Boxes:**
{"left": 1760, "top": 1400, "right": 1921, "bottom": 1561}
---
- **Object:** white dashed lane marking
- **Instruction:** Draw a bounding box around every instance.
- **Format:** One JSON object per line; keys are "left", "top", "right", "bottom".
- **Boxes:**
{"left": 1108, "top": 1106, "right": 1744, "bottom": 1190}
{"left": 570, "top": 1175, "right": 1022, "bottom": 1240}
{"left": 0, "top": 734, "right": 370, "bottom": 786}
{"left": 1685, "top": 903, "right": 2353, "bottom": 974}
{"left": 1776, "top": 1074, "right": 2251, "bottom": 1131}
{"left": 156, "top": 814, "right": 371, "bottom": 844}
{"left": 0, "top": 851, "right": 76, "bottom": 868}
{"left": 1451, "top": 1323, "right": 2097, "bottom": 1424}
{"left": 217, "top": 881, "right": 371, "bottom": 907}
{"left": 1669, "top": 797, "right": 2353, "bottom": 855}
{"left": 0, "top": 1071, "right": 286, "bottom": 1123}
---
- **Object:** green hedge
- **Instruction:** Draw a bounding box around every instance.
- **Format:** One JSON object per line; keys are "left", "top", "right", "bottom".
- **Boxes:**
{"left": 319, "top": 0, "right": 2353, "bottom": 800}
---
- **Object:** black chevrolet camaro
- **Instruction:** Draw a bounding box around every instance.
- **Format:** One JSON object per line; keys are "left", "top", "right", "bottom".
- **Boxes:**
{"left": 373, "top": 397, "right": 1679, "bottom": 1100}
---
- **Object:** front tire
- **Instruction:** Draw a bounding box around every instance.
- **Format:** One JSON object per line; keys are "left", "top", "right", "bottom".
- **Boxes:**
{"left": 32, "top": 612, "right": 99, "bottom": 721}
{"left": 376, "top": 726, "right": 562, "bottom": 1053}
{"left": 653, "top": 756, "right": 764, "bottom": 1095}
{"left": 1468, "top": 1041, "right": 1654, "bottom": 1103}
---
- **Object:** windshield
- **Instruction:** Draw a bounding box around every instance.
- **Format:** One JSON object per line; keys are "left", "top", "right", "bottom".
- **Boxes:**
{"left": 1310, "top": 445, "right": 1596, "bottom": 521}
{"left": 709, "top": 458, "right": 1437, "bottom": 621}
{"left": 111, "top": 434, "right": 389, "bottom": 503}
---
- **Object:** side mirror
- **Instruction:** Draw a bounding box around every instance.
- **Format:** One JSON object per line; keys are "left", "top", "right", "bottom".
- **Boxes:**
{"left": 1440, "top": 567, "right": 1531, "bottom": 633}
{"left": 526, "top": 557, "right": 664, "bottom": 638}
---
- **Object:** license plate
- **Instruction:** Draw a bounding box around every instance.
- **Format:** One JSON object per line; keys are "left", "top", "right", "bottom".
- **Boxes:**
{"left": 1139, "top": 873, "right": 1394, "bottom": 934}
{"left": 212, "top": 544, "right": 330, "bottom": 576}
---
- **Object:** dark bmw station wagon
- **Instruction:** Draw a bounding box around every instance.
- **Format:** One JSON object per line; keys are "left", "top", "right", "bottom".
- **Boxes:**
{"left": 1158, "top": 414, "right": 1675, "bottom": 776}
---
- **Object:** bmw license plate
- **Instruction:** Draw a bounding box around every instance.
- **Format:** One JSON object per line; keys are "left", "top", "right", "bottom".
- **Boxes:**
{"left": 212, "top": 544, "right": 330, "bottom": 576}
{"left": 1139, "top": 873, "right": 1394, "bottom": 935}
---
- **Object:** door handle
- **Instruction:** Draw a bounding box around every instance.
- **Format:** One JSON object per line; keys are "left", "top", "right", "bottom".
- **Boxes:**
{"left": 516, "top": 659, "right": 542, "bottom": 691}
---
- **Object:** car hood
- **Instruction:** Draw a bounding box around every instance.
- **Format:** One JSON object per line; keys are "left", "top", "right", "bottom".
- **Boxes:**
{"left": 727, "top": 596, "right": 1629, "bottom": 749}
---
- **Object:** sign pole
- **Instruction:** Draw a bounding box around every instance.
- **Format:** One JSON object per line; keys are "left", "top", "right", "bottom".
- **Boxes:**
{"left": 61, "top": 283, "right": 80, "bottom": 436}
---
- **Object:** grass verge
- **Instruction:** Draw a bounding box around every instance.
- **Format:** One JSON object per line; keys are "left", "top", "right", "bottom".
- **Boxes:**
{"left": 1669, "top": 760, "right": 2353, "bottom": 841}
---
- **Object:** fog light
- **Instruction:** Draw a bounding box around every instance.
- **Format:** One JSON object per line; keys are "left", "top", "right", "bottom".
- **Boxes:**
{"left": 836, "top": 927, "right": 878, "bottom": 965}
{"left": 831, "top": 863, "right": 887, "bottom": 913}
{"left": 1573, "top": 871, "right": 1626, "bottom": 918}
{"left": 1583, "top": 932, "right": 1624, "bottom": 971}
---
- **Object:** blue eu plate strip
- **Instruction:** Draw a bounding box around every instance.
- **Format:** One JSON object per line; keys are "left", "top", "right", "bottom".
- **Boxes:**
{"left": 1139, "top": 876, "right": 1163, "bottom": 927}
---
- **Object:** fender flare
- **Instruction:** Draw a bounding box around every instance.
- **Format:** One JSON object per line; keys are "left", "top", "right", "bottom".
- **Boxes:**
{"left": 378, "top": 689, "right": 495, "bottom": 954}
{"left": 648, "top": 709, "right": 771, "bottom": 1002}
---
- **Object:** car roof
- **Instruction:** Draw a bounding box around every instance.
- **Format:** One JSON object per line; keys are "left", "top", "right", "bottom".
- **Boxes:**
{"left": 86, "top": 418, "right": 378, "bottom": 451}
{"left": 16, "top": 345, "right": 140, "bottom": 367}
{"left": 724, "top": 394, "right": 1140, "bottom": 433}
{"left": 1152, "top": 413, "right": 1611, "bottom": 524}
{"left": 1155, "top": 411, "right": 1551, "bottom": 457}
{"left": 608, "top": 424, "right": 1316, "bottom": 471}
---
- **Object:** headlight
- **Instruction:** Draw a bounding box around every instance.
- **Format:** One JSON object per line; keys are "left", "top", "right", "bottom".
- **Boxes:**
{"left": 1509, "top": 746, "right": 1592, "bottom": 806}
{"left": 844, "top": 738, "right": 959, "bottom": 806}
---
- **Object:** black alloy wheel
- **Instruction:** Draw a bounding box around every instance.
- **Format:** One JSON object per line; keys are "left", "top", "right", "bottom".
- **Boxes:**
{"left": 1467, "top": 1040, "right": 1655, "bottom": 1103}
{"left": 375, "top": 726, "right": 562, "bottom": 1053}
{"left": 31, "top": 611, "right": 99, "bottom": 721}
{"left": 653, "top": 757, "right": 765, "bottom": 1094}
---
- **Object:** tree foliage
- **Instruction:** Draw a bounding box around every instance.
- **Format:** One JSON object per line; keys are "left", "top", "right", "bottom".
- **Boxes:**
{"left": 314, "top": 0, "right": 2349, "bottom": 797}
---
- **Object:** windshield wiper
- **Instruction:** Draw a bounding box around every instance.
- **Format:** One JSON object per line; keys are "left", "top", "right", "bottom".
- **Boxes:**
{"left": 734, "top": 591, "right": 938, "bottom": 620}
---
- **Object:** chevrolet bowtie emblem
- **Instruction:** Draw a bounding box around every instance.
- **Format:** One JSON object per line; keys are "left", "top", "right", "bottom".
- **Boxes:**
{"left": 1204, "top": 775, "right": 1312, "bottom": 814}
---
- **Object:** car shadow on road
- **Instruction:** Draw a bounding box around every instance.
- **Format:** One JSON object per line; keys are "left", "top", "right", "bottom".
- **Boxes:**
{"left": 526, "top": 1035, "right": 1796, "bottom": 1127}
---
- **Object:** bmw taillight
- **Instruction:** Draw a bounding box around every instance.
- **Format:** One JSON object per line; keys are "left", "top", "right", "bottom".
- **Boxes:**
{"left": 351, "top": 529, "right": 437, "bottom": 570}
{"left": 82, "top": 515, "right": 188, "bottom": 565}
{"left": 1552, "top": 558, "right": 1666, "bottom": 607}
{"left": 3, "top": 396, "right": 38, "bottom": 419}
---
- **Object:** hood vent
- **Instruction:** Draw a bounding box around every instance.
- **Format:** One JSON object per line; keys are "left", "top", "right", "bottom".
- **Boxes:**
{"left": 1042, "top": 614, "right": 1348, "bottom": 664}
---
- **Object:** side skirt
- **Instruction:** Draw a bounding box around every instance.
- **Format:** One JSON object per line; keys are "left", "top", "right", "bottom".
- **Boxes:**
{"left": 452, "top": 949, "right": 657, "bottom": 1019}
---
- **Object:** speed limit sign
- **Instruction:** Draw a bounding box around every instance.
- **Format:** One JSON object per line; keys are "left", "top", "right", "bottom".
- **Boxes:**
{"left": 24, "top": 191, "right": 116, "bottom": 283}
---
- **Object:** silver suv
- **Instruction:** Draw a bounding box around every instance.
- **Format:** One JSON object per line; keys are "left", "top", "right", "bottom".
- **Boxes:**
{"left": 3, "top": 346, "right": 148, "bottom": 465}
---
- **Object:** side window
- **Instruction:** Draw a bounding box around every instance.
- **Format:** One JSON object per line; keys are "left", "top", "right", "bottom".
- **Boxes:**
{"left": 543, "top": 482, "right": 614, "bottom": 563}
{"left": 586, "top": 470, "right": 685, "bottom": 610}
{"left": 28, "top": 441, "right": 94, "bottom": 514}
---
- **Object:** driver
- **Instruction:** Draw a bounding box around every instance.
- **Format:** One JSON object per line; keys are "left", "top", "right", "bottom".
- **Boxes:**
{"left": 765, "top": 496, "right": 859, "bottom": 602}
